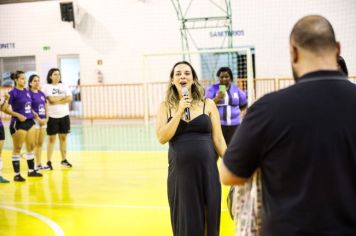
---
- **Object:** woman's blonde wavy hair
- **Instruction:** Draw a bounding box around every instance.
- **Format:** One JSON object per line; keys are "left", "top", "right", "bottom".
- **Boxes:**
{"left": 165, "top": 61, "right": 205, "bottom": 109}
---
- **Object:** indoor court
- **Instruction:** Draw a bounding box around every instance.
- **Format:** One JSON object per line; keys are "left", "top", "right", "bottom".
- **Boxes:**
{"left": 0, "top": 1, "right": 355, "bottom": 236}
{"left": 0, "top": 125, "right": 234, "bottom": 236}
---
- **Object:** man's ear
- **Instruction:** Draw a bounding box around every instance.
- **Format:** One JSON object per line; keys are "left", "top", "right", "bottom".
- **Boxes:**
{"left": 290, "top": 44, "right": 298, "bottom": 64}
{"left": 335, "top": 41, "right": 341, "bottom": 58}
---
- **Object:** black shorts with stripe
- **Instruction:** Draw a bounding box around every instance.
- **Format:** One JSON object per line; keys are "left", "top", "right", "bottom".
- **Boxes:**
{"left": 9, "top": 119, "right": 35, "bottom": 135}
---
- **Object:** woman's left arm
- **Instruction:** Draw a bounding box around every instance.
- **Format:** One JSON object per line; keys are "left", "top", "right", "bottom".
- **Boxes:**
{"left": 54, "top": 85, "right": 73, "bottom": 105}
{"left": 207, "top": 98, "right": 227, "bottom": 158}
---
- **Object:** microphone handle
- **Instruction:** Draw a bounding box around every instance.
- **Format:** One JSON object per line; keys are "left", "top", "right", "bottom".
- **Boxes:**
{"left": 184, "top": 107, "right": 190, "bottom": 120}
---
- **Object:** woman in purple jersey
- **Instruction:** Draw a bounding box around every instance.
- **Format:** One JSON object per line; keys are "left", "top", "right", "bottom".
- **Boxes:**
{"left": 28, "top": 74, "right": 48, "bottom": 170}
{"left": 4, "top": 71, "right": 42, "bottom": 182}
{"left": 0, "top": 96, "right": 10, "bottom": 183}
{"left": 206, "top": 67, "right": 247, "bottom": 145}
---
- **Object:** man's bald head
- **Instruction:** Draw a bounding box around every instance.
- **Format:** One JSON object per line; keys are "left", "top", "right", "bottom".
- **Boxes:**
{"left": 290, "top": 15, "right": 337, "bottom": 54}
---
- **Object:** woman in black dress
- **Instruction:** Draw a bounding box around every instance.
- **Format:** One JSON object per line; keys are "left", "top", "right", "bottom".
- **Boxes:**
{"left": 156, "top": 61, "right": 227, "bottom": 236}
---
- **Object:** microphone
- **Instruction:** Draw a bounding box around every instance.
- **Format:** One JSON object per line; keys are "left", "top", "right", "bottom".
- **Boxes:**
{"left": 182, "top": 87, "right": 190, "bottom": 121}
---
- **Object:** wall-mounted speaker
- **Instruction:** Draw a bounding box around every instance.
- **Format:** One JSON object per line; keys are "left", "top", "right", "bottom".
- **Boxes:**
{"left": 60, "top": 2, "right": 74, "bottom": 22}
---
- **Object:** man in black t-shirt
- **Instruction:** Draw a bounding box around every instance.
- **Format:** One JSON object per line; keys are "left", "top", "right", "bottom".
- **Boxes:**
{"left": 220, "top": 15, "right": 356, "bottom": 236}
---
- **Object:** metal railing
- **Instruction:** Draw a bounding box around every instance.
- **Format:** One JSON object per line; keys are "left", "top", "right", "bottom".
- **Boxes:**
{"left": 1, "top": 76, "right": 355, "bottom": 121}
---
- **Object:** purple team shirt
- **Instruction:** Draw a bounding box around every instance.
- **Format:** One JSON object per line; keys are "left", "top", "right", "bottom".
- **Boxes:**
{"left": 29, "top": 90, "right": 47, "bottom": 119}
{"left": 206, "top": 82, "right": 247, "bottom": 126}
{"left": 8, "top": 88, "right": 34, "bottom": 122}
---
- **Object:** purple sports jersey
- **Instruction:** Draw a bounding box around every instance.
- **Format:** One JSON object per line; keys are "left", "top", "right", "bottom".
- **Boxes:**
{"left": 206, "top": 82, "right": 247, "bottom": 126}
{"left": 8, "top": 88, "right": 34, "bottom": 122}
{"left": 29, "top": 90, "right": 46, "bottom": 119}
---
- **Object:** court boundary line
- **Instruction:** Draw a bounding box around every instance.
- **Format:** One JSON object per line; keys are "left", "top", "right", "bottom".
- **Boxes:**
{"left": 0, "top": 205, "right": 65, "bottom": 236}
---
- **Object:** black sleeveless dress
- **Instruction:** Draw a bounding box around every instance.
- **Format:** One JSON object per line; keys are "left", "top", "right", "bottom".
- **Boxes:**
{"left": 167, "top": 102, "right": 221, "bottom": 236}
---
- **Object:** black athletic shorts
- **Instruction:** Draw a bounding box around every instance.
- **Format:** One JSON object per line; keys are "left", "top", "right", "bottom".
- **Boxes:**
{"left": 0, "top": 125, "right": 4, "bottom": 140}
{"left": 47, "top": 115, "right": 71, "bottom": 135}
{"left": 10, "top": 119, "right": 35, "bottom": 135}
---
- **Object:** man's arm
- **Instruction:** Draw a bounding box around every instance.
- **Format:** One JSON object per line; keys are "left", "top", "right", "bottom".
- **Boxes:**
{"left": 220, "top": 160, "right": 248, "bottom": 186}
{"left": 219, "top": 97, "right": 271, "bottom": 187}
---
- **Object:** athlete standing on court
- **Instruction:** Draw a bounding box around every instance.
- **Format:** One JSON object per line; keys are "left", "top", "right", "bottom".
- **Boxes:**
{"left": 6, "top": 71, "right": 42, "bottom": 181}
{"left": 28, "top": 74, "right": 48, "bottom": 170}
{"left": 43, "top": 68, "right": 73, "bottom": 170}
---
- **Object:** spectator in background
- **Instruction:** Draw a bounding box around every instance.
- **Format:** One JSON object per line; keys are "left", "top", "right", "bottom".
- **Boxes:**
{"left": 206, "top": 67, "right": 247, "bottom": 145}
{"left": 71, "top": 78, "right": 81, "bottom": 116}
{"left": 74, "top": 78, "right": 81, "bottom": 102}
{"left": 221, "top": 15, "right": 356, "bottom": 235}
{"left": 43, "top": 68, "right": 73, "bottom": 170}
{"left": 6, "top": 71, "right": 42, "bottom": 181}
{"left": 28, "top": 74, "right": 48, "bottom": 170}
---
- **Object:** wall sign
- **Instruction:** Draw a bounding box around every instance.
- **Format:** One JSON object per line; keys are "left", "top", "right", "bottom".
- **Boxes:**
{"left": 209, "top": 30, "right": 245, "bottom": 37}
{"left": 0, "top": 43, "right": 15, "bottom": 49}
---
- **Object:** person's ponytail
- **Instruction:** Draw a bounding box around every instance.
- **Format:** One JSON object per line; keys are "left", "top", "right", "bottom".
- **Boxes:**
{"left": 10, "top": 70, "right": 24, "bottom": 86}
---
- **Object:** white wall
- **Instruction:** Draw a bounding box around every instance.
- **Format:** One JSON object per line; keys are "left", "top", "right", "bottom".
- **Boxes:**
{"left": 233, "top": 0, "right": 356, "bottom": 77}
{"left": 0, "top": 0, "right": 355, "bottom": 84}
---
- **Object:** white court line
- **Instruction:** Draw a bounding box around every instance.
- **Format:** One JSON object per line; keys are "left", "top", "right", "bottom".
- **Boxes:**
{"left": 0, "top": 202, "right": 228, "bottom": 211}
{"left": 0, "top": 205, "right": 65, "bottom": 236}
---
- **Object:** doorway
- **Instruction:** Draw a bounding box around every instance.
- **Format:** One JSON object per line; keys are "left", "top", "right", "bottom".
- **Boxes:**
{"left": 0, "top": 56, "right": 36, "bottom": 87}
{"left": 57, "top": 54, "right": 80, "bottom": 86}
{"left": 58, "top": 54, "right": 81, "bottom": 116}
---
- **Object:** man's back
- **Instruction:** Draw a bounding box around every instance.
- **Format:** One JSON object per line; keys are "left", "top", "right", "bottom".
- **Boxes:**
{"left": 220, "top": 15, "right": 355, "bottom": 236}
{"left": 253, "top": 71, "right": 356, "bottom": 235}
